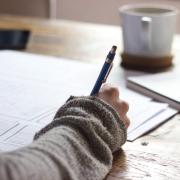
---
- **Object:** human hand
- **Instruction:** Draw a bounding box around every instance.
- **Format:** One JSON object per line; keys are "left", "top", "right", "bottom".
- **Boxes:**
{"left": 97, "top": 84, "right": 130, "bottom": 128}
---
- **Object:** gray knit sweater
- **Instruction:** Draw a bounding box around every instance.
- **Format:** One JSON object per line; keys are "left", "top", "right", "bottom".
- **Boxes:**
{"left": 0, "top": 96, "right": 127, "bottom": 180}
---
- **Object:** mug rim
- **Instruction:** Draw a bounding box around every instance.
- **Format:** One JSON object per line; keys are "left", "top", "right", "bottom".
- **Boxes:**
{"left": 119, "top": 4, "right": 178, "bottom": 17}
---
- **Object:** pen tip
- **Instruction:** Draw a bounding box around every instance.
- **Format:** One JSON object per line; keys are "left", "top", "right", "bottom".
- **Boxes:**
{"left": 111, "top": 46, "right": 117, "bottom": 53}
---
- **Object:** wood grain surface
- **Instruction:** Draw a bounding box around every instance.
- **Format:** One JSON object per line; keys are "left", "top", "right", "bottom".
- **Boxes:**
{"left": 0, "top": 15, "right": 179, "bottom": 180}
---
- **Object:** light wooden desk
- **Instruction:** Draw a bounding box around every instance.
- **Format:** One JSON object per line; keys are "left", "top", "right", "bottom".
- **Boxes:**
{"left": 0, "top": 15, "right": 180, "bottom": 179}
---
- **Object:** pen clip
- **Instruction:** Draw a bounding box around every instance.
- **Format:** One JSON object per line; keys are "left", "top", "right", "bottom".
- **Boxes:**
{"left": 102, "top": 63, "right": 113, "bottom": 83}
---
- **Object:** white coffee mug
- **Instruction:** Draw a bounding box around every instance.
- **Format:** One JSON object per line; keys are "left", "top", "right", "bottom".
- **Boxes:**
{"left": 119, "top": 4, "right": 178, "bottom": 57}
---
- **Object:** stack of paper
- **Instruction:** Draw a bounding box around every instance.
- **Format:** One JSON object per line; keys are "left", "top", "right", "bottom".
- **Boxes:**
{"left": 119, "top": 88, "right": 177, "bottom": 141}
{"left": 0, "top": 51, "right": 177, "bottom": 152}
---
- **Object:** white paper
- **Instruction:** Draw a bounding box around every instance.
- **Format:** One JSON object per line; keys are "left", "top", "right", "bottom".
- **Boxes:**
{"left": 127, "top": 107, "right": 178, "bottom": 141}
{"left": 0, "top": 50, "right": 177, "bottom": 151}
{"left": 127, "top": 102, "right": 168, "bottom": 133}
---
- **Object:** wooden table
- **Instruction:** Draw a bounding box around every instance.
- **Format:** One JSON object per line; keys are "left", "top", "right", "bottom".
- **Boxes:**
{"left": 0, "top": 15, "right": 180, "bottom": 179}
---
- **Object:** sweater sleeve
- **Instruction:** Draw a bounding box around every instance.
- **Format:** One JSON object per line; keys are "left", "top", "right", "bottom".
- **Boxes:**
{"left": 0, "top": 96, "right": 127, "bottom": 180}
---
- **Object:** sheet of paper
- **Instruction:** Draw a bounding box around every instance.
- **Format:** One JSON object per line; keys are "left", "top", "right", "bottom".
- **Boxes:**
{"left": 127, "top": 102, "right": 168, "bottom": 133}
{"left": 0, "top": 116, "right": 44, "bottom": 151}
{"left": 127, "top": 107, "right": 178, "bottom": 141}
{"left": 0, "top": 50, "right": 177, "bottom": 152}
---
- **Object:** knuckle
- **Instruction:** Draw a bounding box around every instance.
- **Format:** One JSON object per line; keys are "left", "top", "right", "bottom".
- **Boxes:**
{"left": 108, "top": 86, "right": 119, "bottom": 96}
{"left": 102, "top": 85, "right": 119, "bottom": 98}
{"left": 111, "top": 86, "right": 119, "bottom": 92}
{"left": 121, "top": 101, "right": 129, "bottom": 112}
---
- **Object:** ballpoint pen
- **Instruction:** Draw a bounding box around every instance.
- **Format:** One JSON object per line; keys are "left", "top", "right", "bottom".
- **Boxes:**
{"left": 90, "top": 46, "right": 117, "bottom": 96}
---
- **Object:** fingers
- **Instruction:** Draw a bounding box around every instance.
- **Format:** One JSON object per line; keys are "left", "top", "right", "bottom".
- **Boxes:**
{"left": 118, "top": 100, "right": 129, "bottom": 115}
{"left": 97, "top": 83, "right": 130, "bottom": 129}
{"left": 100, "top": 83, "right": 120, "bottom": 99}
{"left": 115, "top": 100, "right": 130, "bottom": 128}
{"left": 122, "top": 115, "right": 130, "bottom": 128}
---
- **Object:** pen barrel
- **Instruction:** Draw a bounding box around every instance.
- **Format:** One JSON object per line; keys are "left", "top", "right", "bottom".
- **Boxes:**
{"left": 107, "top": 52, "right": 115, "bottom": 61}
{"left": 90, "top": 62, "right": 111, "bottom": 95}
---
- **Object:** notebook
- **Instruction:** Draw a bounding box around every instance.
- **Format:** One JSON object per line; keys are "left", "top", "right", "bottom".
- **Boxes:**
{"left": 127, "top": 72, "right": 180, "bottom": 111}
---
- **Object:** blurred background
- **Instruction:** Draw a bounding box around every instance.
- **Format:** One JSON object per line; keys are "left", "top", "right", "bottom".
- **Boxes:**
{"left": 0, "top": 0, "right": 179, "bottom": 32}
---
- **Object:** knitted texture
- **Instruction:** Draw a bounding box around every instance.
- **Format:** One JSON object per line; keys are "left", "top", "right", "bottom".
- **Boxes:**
{"left": 0, "top": 96, "right": 127, "bottom": 180}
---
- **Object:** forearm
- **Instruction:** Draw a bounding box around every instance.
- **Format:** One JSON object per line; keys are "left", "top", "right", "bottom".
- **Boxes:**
{"left": 0, "top": 96, "right": 127, "bottom": 180}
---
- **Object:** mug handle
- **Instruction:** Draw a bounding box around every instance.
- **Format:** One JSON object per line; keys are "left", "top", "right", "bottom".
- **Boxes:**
{"left": 141, "top": 17, "right": 152, "bottom": 51}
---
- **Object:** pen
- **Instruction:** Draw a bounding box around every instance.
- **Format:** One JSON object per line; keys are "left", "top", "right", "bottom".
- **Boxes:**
{"left": 90, "top": 45, "right": 117, "bottom": 96}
